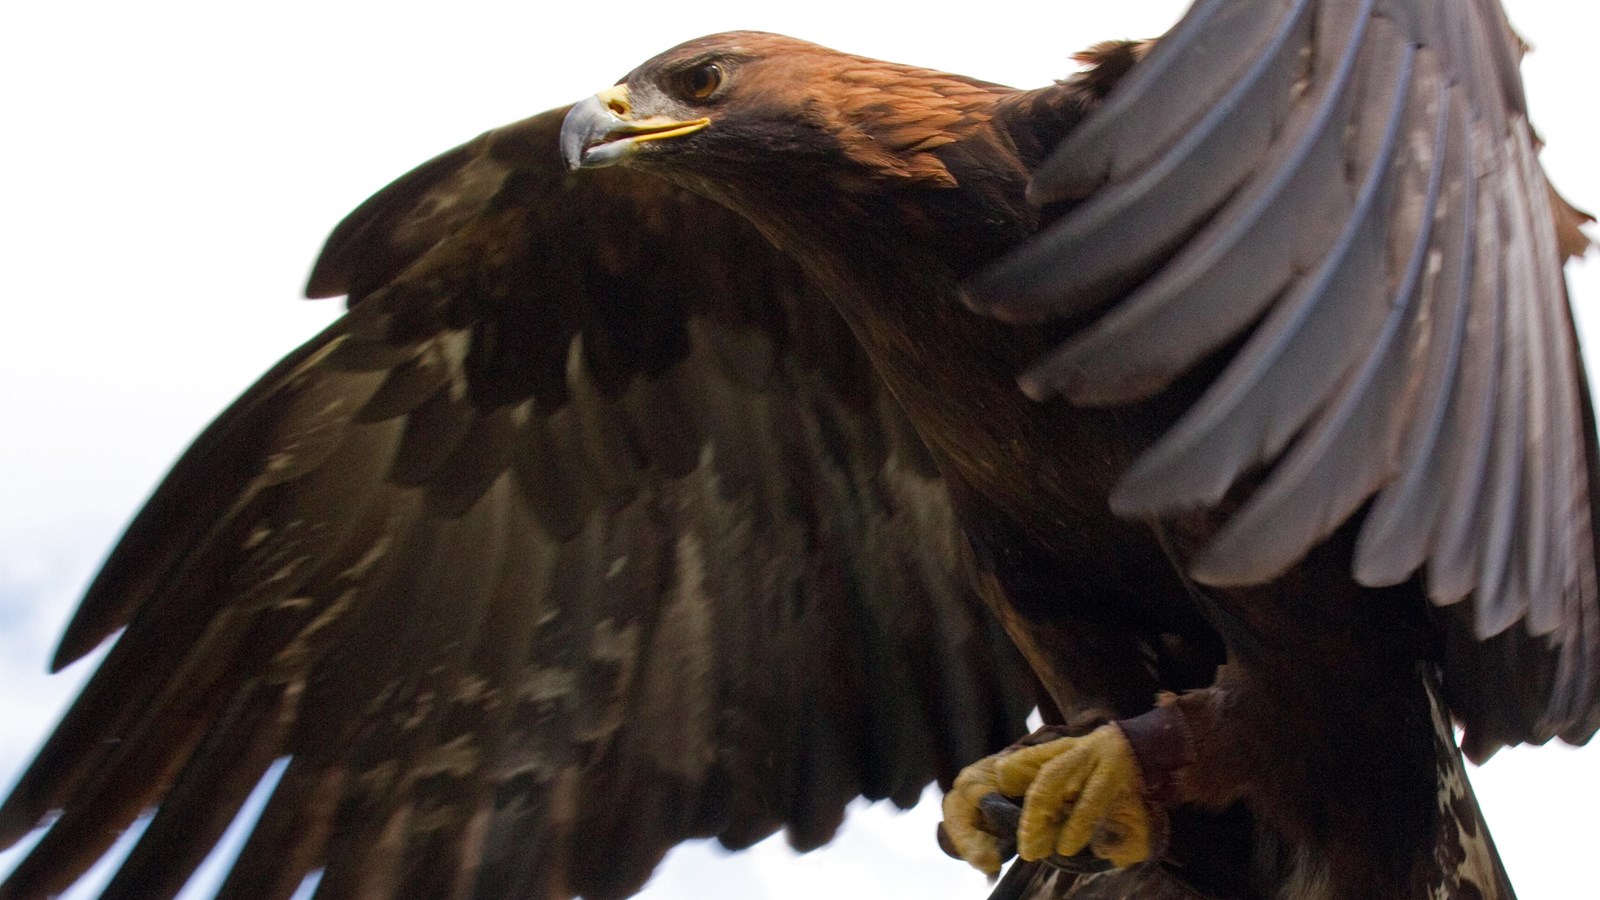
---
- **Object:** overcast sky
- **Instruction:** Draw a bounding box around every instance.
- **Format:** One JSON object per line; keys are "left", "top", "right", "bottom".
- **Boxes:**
{"left": 1, "top": 2, "right": 1596, "bottom": 898}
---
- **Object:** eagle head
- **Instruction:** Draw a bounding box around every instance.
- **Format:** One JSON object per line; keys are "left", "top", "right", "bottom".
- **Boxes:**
{"left": 560, "top": 31, "right": 1010, "bottom": 189}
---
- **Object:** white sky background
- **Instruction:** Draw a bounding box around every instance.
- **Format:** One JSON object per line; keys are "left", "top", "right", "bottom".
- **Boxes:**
{"left": 0, "top": 2, "right": 1596, "bottom": 898}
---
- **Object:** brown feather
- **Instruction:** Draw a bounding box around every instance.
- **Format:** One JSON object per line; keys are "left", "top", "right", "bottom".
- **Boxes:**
{"left": 0, "top": 100, "right": 1030, "bottom": 900}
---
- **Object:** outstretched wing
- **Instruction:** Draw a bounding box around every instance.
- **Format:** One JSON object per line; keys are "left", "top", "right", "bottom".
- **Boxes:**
{"left": 967, "top": 0, "right": 1598, "bottom": 754}
{"left": 0, "top": 108, "right": 1029, "bottom": 900}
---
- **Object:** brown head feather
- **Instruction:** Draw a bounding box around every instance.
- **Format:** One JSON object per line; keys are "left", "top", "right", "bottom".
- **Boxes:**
{"left": 620, "top": 32, "right": 1014, "bottom": 189}
{"left": 819, "top": 58, "right": 1010, "bottom": 186}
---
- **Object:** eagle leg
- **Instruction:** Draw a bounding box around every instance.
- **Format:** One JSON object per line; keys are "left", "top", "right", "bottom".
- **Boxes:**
{"left": 941, "top": 713, "right": 1180, "bottom": 875}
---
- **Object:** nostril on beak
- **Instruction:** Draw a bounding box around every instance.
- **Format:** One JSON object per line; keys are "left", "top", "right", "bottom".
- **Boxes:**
{"left": 598, "top": 85, "right": 632, "bottom": 117}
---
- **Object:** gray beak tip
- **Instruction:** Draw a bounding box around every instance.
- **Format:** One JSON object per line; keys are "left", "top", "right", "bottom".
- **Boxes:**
{"left": 559, "top": 98, "right": 595, "bottom": 171}
{"left": 560, "top": 94, "right": 628, "bottom": 172}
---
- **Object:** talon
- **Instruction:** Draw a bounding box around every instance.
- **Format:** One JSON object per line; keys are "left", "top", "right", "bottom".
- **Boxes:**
{"left": 990, "top": 724, "right": 1153, "bottom": 868}
{"left": 940, "top": 755, "right": 1006, "bottom": 875}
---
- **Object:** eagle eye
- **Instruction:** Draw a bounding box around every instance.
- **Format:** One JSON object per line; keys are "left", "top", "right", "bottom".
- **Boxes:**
{"left": 681, "top": 63, "right": 723, "bottom": 101}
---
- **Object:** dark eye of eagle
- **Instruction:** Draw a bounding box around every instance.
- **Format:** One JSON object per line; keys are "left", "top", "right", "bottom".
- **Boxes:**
{"left": 679, "top": 63, "right": 723, "bottom": 101}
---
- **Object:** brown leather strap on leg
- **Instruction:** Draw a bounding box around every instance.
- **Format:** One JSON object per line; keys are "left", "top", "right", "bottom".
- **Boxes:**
{"left": 1113, "top": 696, "right": 1195, "bottom": 808}
{"left": 1106, "top": 698, "right": 1196, "bottom": 864}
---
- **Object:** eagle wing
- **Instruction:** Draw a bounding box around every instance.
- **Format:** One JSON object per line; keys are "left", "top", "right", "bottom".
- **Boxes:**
{"left": 968, "top": 0, "right": 1599, "bottom": 754}
{"left": 0, "top": 108, "right": 1029, "bottom": 900}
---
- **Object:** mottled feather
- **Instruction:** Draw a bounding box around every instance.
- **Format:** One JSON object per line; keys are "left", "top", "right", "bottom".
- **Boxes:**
{"left": 0, "top": 109, "right": 1029, "bottom": 900}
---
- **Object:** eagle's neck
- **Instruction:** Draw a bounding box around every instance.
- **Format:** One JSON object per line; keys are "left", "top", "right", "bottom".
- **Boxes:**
{"left": 682, "top": 114, "right": 1139, "bottom": 545}
{"left": 666, "top": 77, "right": 1159, "bottom": 562}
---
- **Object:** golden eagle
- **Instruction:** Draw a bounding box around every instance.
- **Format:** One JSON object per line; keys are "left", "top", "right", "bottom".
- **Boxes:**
{"left": 1, "top": 3, "right": 1595, "bottom": 899}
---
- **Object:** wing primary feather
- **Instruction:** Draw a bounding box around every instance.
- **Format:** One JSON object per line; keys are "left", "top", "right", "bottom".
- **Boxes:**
{"left": 312, "top": 486, "right": 509, "bottom": 897}
{"left": 1468, "top": 213, "right": 1530, "bottom": 639}
{"left": 1553, "top": 347, "right": 1600, "bottom": 737}
{"left": 0, "top": 566, "right": 246, "bottom": 857}
{"left": 967, "top": 0, "right": 1321, "bottom": 321}
{"left": 213, "top": 759, "right": 342, "bottom": 900}
{"left": 1354, "top": 85, "right": 1477, "bottom": 586}
{"left": 1018, "top": 2, "right": 1375, "bottom": 404}
{"left": 96, "top": 684, "right": 293, "bottom": 900}
{"left": 7, "top": 450, "right": 406, "bottom": 891}
{"left": 1113, "top": 31, "right": 1417, "bottom": 518}
{"left": 47, "top": 322, "right": 350, "bottom": 670}
{"left": 394, "top": 499, "right": 535, "bottom": 899}
{"left": 1505, "top": 138, "right": 1560, "bottom": 635}
{"left": 0, "top": 600, "right": 294, "bottom": 897}
{"left": 1428, "top": 175, "right": 1510, "bottom": 604}
{"left": 1028, "top": 0, "right": 1300, "bottom": 201}
{"left": 1510, "top": 132, "right": 1578, "bottom": 637}
{"left": 1193, "top": 75, "right": 1451, "bottom": 585}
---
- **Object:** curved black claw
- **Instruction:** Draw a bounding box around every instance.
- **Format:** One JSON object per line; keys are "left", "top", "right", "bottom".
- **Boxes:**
{"left": 938, "top": 793, "right": 1114, "bottom": 876}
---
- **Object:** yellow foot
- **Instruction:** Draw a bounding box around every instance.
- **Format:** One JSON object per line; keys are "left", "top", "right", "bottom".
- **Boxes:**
{"left": 941, "top": 724, "right": 1153, "bottom": 874}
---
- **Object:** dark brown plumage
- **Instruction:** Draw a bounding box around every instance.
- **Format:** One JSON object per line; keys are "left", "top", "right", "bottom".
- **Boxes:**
{"left": 0, "top": 107, "right": 1031, "bottom": 900}
{"left": 2, "top": 4, "right": 1595, "bottom": 900}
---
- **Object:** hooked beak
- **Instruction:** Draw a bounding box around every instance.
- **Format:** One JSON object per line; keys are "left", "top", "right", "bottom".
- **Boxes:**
{"left": 560, "top": 85, "right": 711, "bottom": 171}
